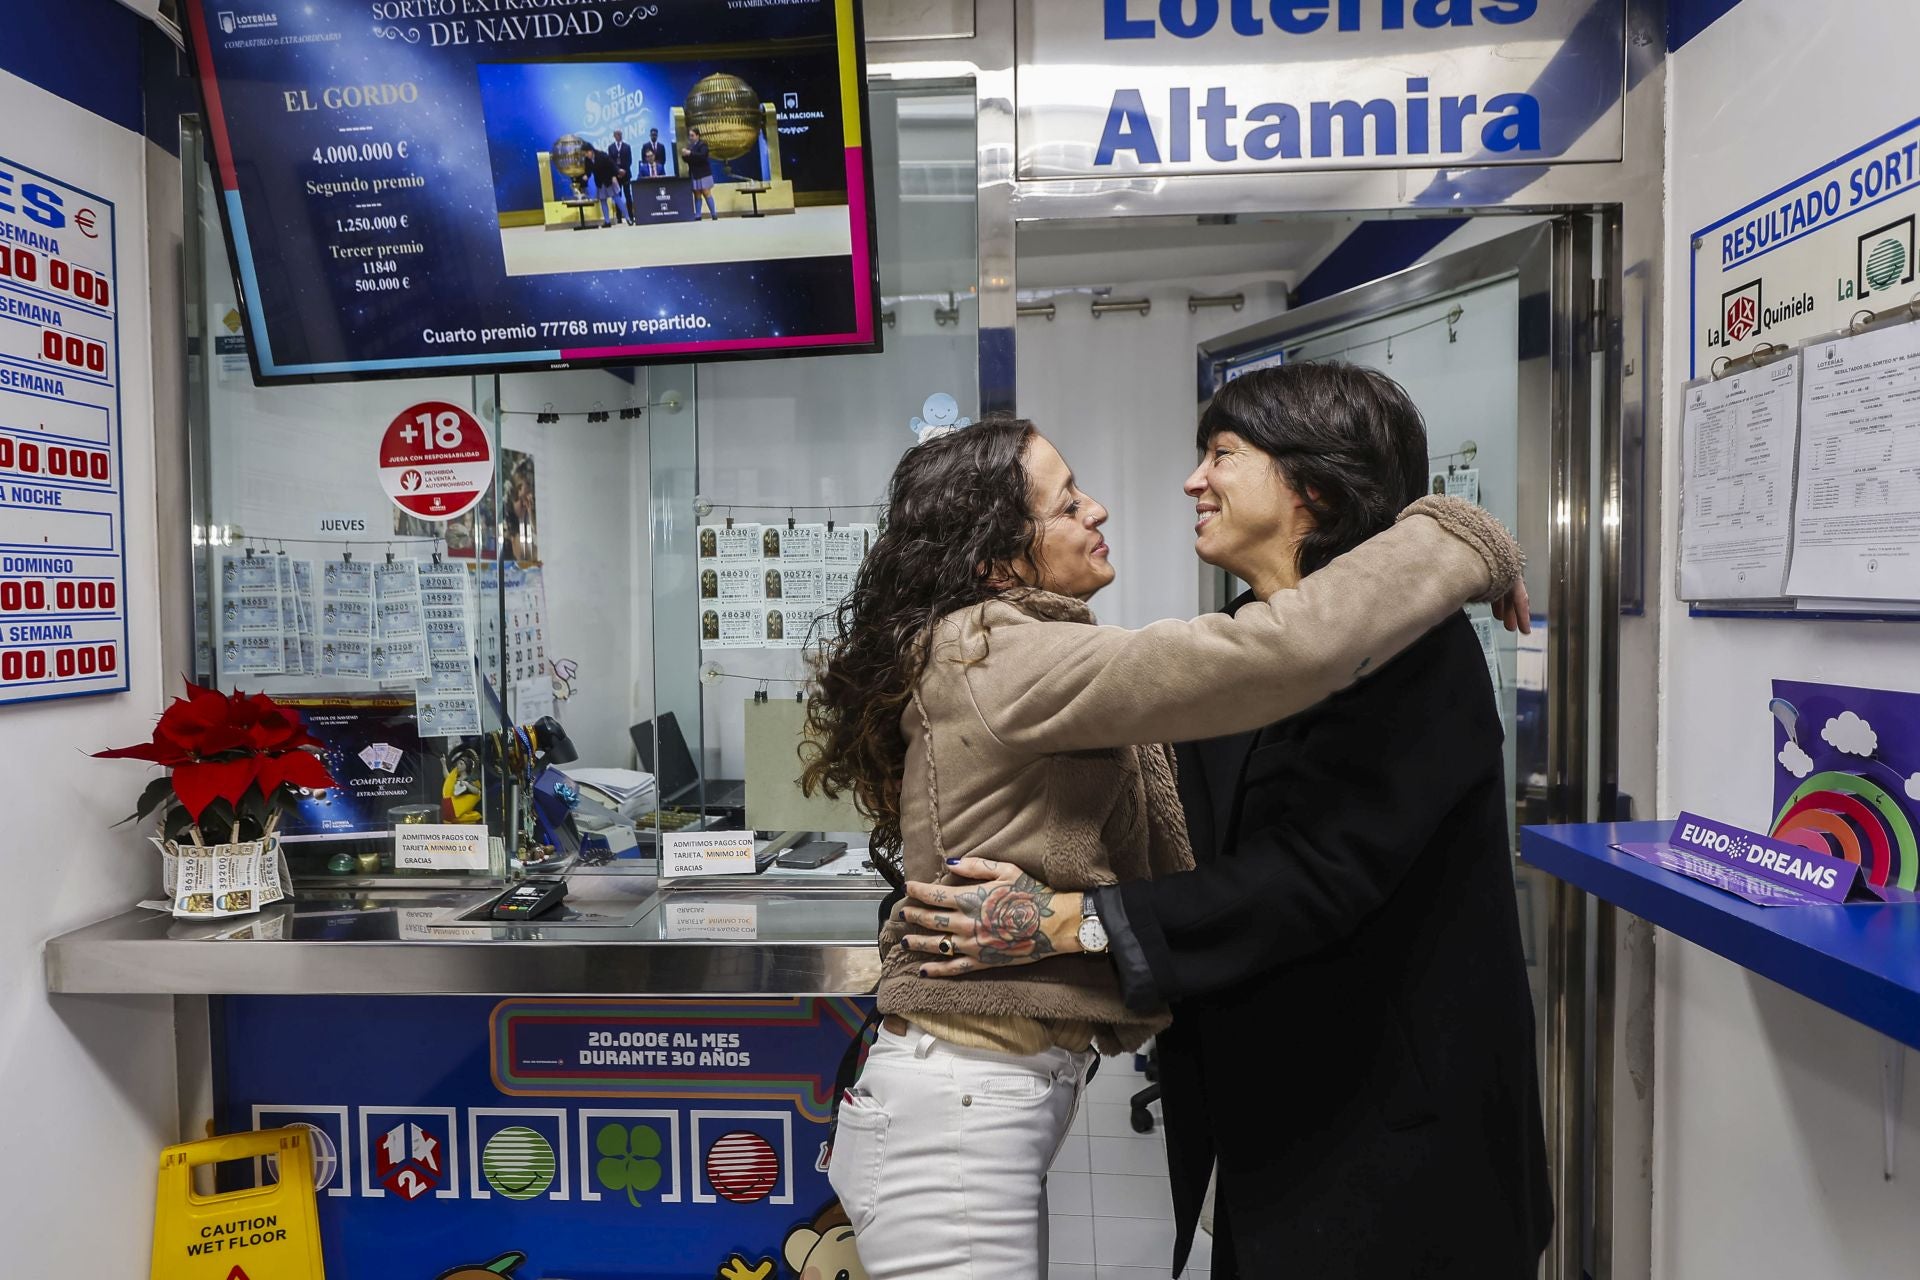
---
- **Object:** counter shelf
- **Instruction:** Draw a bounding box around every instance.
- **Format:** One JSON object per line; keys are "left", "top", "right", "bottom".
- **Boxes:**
{"left": 44, "top": 874, "right": 890, "bottom": 997}
{"left": 1522, "top": 820, "right": 1920, "bottom": 1052}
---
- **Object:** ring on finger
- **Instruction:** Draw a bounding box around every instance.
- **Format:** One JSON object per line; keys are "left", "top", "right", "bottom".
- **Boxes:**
{"left": 938, "top": 937, "right": 953, "bottom": 956}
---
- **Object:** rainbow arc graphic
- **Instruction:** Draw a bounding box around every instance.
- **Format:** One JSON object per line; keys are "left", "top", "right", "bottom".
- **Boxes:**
{"left": 1770, "top": 771, "right": 1918, "bottom": 890}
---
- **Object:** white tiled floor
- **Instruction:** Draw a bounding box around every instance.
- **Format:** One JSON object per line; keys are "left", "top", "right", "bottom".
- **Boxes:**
{"left": 1048, "top": 1052, "right": 1209, "bottom": 1280}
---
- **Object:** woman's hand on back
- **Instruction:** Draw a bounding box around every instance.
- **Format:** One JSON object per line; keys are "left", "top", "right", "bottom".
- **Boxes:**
{"left": 900, "top": 858, "right": 1083, "bottom": 978}
{"left": 1493, "top": 576, "right": 1532, "bottom": 634}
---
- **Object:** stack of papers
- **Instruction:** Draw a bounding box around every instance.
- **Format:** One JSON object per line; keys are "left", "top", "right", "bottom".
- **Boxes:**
{"left": 563, "top": 768, "right": 659, "bottom": 821}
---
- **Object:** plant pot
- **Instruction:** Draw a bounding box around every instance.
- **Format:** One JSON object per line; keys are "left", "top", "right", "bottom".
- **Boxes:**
{"left": 152, "top": 833, "right": 292, "bottom": 920}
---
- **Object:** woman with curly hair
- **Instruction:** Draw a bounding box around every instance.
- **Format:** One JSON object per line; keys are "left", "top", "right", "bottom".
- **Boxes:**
{"left": 803, "top": 411, "right": 1524, "bottom": 1279}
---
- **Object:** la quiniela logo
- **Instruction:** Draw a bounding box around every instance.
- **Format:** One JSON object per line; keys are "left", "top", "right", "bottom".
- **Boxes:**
{"left": 1856, "top": 215, "right": 1915, "bottom": 300}
{"left": 1723, "top": 280, "right": 1762, "bottom": 344}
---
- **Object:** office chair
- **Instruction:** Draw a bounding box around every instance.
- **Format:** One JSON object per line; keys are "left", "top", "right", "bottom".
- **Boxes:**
{"left": 1130, "top": 1041, "right": 1162, "bottom": 1134}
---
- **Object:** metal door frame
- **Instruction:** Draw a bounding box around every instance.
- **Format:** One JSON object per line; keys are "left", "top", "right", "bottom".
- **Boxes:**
{"left": 1192, "top": 217, "right": 1609, "bottom": 1280}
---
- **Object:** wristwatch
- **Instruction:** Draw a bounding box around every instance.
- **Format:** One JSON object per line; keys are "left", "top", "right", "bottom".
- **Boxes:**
{"left": 1077, "top": 892, "right": 1110, "bottom": 955}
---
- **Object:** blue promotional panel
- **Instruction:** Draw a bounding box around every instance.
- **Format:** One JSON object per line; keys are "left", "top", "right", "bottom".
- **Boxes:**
{"left": 216, "top": 995, "right": 875, "bottom": 1280}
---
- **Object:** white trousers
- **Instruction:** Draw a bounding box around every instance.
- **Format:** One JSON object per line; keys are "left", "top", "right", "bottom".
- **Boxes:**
{"left": 829, "top": 1022, "right": 1093, "bottom": 1280}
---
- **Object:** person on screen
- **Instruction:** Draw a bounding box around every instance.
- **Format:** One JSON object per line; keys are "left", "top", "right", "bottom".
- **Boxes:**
{"left": 584, "top": 142, "right": 625, "bottom": 228}
{"left": 609, "top": 129, "right": 637, "bottom": 225}
{"left": 684, "top": 127, "right": 717, "bottom": 220}
{"left": 640, "top": 127, "right": 666, "bottom": 177}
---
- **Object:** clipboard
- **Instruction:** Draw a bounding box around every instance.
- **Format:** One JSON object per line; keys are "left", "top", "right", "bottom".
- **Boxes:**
{"left": 1682, "top": 304, "right": 1920, "bottom": 620}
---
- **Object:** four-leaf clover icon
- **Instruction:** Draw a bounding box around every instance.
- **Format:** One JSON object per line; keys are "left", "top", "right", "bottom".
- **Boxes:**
{"left": 595, "top": 1122, "right": 664, "bottom": 1207}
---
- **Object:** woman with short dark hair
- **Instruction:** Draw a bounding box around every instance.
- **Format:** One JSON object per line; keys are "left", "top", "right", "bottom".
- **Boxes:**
{"left": 905, "top": 364, "right": 1553, "bottom": 1279}
{"left": 808, "top": 408, "right": 1528, "bottom": 1278}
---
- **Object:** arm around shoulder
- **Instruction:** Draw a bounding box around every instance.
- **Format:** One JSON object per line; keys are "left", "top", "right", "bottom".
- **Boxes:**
{"left": 966, "top": 497, "right": 1521, "bottom": 753}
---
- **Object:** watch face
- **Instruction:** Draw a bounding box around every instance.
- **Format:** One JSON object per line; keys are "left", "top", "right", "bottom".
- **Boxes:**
{"left": 1078, "top": 918, "right": 1109, "bottom": 953}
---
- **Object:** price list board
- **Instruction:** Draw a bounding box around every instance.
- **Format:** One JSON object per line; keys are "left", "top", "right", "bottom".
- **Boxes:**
{"left": 0, "top": 155, "right": 127, "bottom": 704}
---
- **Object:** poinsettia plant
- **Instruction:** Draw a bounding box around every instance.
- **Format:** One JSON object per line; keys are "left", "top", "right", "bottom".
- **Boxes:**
{"left": 95, "top": 680, "right": 338, "bottom": 846}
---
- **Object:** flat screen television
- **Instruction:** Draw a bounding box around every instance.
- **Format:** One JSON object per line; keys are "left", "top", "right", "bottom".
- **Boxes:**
{"left": 185, "top": 0, "right": 879, "bottom": 384}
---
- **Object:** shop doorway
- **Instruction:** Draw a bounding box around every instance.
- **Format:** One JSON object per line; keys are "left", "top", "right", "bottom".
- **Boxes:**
{"left": 1010, "top": 210, "right": 1620, "bottom": 1279}
{"left": 1195, "top": 220, "right": 1614, "bottom": 1253}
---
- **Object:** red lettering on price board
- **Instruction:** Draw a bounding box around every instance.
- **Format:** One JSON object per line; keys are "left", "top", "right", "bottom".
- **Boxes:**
{"left": 0, "top": 579, "right": 114, "bottom": 613}
{"left": 0, "top": 244, "right": 39, "bottom": 284}
{"left": 0, "top": 245, "right": 109, "bottom": 308}
{"left": 44, "top": 257, "right": 110, "bottom": 308}
{"left": 41, "top": 330, "right": 107, "bottom": 373}
{"left": 0, "top": 642, "right": 116, "bottom": 684}
{"left": 0, "top": 435, "right": 109, "bottom": 482}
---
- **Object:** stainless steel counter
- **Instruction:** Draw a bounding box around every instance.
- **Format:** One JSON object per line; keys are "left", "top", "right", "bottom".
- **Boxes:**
{"left": 44, "top": 874, "right": 889, "bottom": 997}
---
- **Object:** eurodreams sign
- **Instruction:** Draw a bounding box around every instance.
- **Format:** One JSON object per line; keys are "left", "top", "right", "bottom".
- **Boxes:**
{"left": 1017, "top": 0, "right": 1625, "bottom": 178}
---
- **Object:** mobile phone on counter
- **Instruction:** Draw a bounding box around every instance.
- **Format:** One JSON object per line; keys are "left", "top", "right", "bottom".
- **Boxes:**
{"left": 779, "top": 840, "right": 848, "bottom": 870}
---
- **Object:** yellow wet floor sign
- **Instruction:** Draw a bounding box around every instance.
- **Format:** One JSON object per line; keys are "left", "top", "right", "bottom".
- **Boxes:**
{"left": 151, "top": 1127, "right": 326, "bottom": 1279}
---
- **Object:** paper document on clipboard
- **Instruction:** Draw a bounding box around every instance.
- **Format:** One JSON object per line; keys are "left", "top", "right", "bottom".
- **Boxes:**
{"left": 1785, "top": 325, "right": 1920, "bottom": 601}
{"left": 1677, "top": 358, "right": 1800, "bottom": 599}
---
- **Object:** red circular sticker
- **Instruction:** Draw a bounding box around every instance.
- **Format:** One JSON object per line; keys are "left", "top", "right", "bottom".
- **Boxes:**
{"left": 378, "top": 401, "right": 495, "bottom": 520}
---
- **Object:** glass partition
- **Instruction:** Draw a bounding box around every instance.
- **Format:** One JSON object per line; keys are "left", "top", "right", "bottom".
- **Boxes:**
{"left": 184, "top": 121, "right": 654, "bottom": 884}
{"left": 181, "top": 75, "right": 983, "bottom": 888}
{"left": 668, "top": 79, "right": 980, "bottom": 875}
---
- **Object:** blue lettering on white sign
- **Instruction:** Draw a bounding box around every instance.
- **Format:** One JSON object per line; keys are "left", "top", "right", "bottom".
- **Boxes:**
{"left": 1101, "top": 0, "right": 1540, "bottom": 40}
{"left": 1092, "top": 0, "right": 1550, "bottom": 168}
{"left": 1094, "top": 79, "right": 1540, "bottom": 167}
{"left": 1720, "top": 141, "right": 1920, "bottom": 268}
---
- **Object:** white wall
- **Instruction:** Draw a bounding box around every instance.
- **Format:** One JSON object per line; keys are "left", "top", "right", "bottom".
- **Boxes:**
{"left": 1657, "top": 2, "right": 1920, "bottom": 1274}
{"left": 0, "top": 69, "right": 180, "bottom": 1277}
{"left": 495, "top": 372, "right": 651, "bottom": 767}
{"left": 1015, "top": 271, "right": 1294, "bottom": 630}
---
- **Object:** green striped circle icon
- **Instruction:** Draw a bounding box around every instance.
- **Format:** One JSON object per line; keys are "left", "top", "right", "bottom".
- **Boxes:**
{"left": 1867, "top": 238, "right": 1907, "bottom": 290}
{"left": 482, "top": 1126, "right": 556, "bottom": 1200}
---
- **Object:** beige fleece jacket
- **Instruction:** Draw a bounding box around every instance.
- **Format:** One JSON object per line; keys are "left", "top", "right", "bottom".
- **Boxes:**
{"left": 876, "top": 496, "right": 1521, "bottom": 1054}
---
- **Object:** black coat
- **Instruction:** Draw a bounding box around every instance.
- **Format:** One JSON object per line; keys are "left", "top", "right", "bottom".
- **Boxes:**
{"left": 1111, "top": 607, "right": 1552, "bottom": 1279}
{"left": 608, "top": 139, "right": 632, "bottom": 178}
{"left": 586, "top": 149, "right": 616, "bottom": 188}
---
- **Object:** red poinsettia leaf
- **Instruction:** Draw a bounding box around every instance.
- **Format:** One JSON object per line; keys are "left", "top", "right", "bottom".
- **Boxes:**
{"left": 92, "top": 741, "right": 190, "bottom": 764}
{"left": 246, "top": 704, "right": 304, "bottom": 750}
{"left": 258, "top": 750, "right": 337, "bottom": 796}
{"left": 156, "top": 695, "right": 243, "bottom": 755}
{"left": 172, "top": 758, "right": 260, "bottom": 822}
{"left": 183, "top": 677, "right": 226, "bottom": 707}
{"left": 168, "top": 684, "right": 232, "bottom": 730}
{"left": 197, "top": 724, "right": 254, "bottom": 755}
